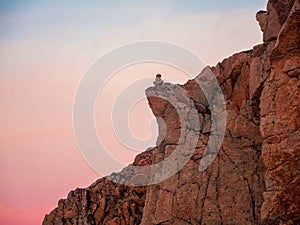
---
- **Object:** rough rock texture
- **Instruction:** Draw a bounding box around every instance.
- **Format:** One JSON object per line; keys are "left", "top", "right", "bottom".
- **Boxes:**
{"left": 259, "top": 1, "right": 300, "bottom": 224}
{"left": 42, "top": 149, "right": 152, "bottom": 225}
{"left": 141, "top": 52, "right": 266, "bottom": 225}
{"left": 43, "top": 0, "right": 300, "bottom": 224}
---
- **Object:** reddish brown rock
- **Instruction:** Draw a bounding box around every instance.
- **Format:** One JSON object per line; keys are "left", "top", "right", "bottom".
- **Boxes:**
{"left": 256, "top": 0, "right": 296, "bottom": 42}
{"left": 42, "top": 148, "right": 157, "bottom": 225}
{"left": 43, "top": 0, "right": 299, "bottom": 224}
{"left": 259, "top": 1, "right": 300, "bottom": 224}
{"left": 141, "top": 49, "right": 265, "bottom": 224}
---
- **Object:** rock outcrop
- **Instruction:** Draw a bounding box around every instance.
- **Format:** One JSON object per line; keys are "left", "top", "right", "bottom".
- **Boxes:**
{"left": 259, "top": 0, "right": 300, "bottom": 223}
{"left": 43, "top": 0, "right": 300, "bottom": 224}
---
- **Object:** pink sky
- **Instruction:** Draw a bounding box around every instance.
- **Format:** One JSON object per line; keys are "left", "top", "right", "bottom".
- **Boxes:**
{"left": 0, "top": 1, "right": 267, "bottom": 224}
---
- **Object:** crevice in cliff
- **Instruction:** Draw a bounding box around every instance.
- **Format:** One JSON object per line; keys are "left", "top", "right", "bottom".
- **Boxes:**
{"left": 199, "top": 168, "right": 212, "bottom": 224}
{"left": 216, "top": 156, "right": 223, "bottom": 225}
{"left": 250, "top": 81, "right": 265, "bottom": 126}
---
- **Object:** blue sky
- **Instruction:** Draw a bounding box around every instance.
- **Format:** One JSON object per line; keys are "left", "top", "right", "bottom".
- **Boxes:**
{"left": 0, "top": 0, "right": 267, "bottom": 13}
{"left": 0, "top": 0, "right": 268, "bottom": 74}
{"left": 0, "top": 0, "right": 267, "bottom": 40}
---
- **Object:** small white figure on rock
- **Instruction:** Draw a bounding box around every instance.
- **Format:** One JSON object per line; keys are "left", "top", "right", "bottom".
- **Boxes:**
{"left": 153, "top": 74, "right": 163, "bottom": 86}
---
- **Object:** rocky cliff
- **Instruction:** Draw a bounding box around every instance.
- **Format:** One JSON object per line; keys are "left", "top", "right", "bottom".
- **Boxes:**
{"left": 43, "top": 0, "right": 300, "bottom": 224}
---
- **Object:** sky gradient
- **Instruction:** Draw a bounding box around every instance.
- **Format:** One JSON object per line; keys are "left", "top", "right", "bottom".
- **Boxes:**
{"left": 0, "top": 1, "right": 267, "bottom": 224}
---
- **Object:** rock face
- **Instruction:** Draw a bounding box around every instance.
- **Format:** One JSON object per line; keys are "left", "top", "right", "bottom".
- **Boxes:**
{"left": 259, "top": 1, "right": 300, "bottom": 224}
{"left": 43, "top": 0, "right": 300, "bottom": 224}
{"left": 141, "top": 66, "right": 265, "bottom": 225}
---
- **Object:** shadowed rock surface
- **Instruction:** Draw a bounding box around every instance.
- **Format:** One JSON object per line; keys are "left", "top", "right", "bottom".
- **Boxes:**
{"left": 43, "top": 0, "right": 300, "bottom": 224}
